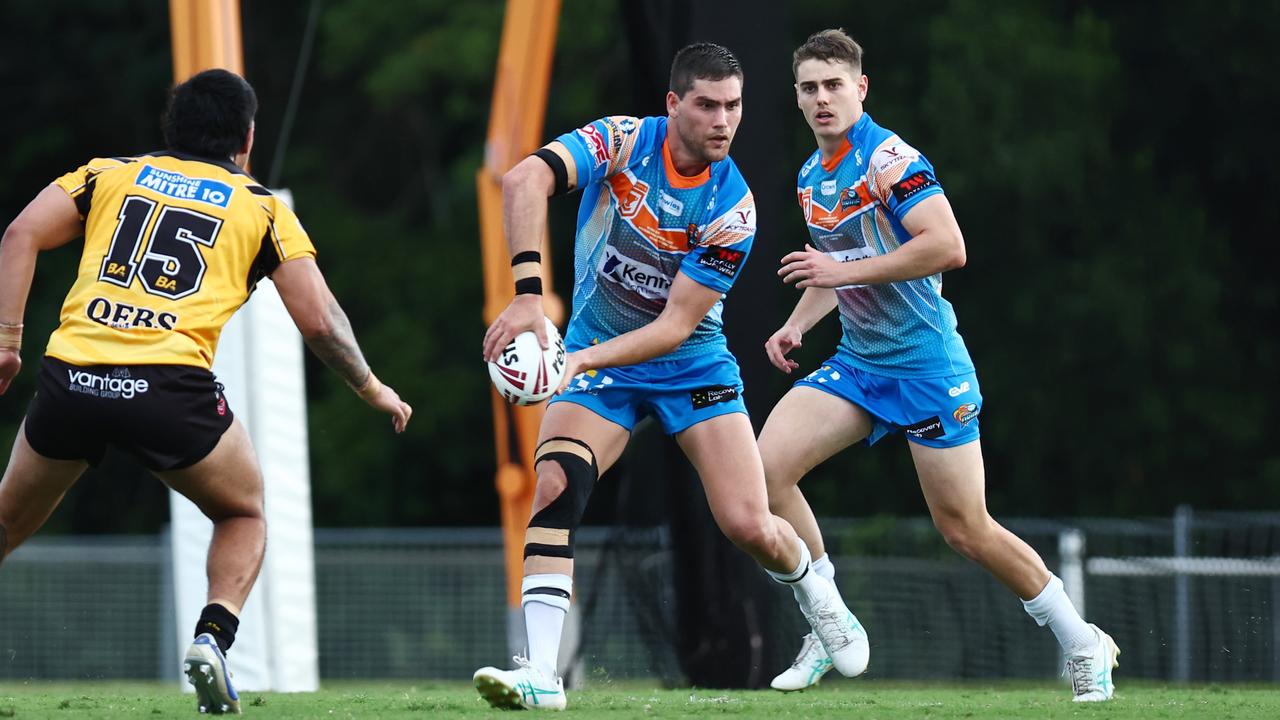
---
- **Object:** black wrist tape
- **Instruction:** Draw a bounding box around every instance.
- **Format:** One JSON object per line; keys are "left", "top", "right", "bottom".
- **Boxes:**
{"left": 515, "top": 277, "right": 544, "bottom": 295}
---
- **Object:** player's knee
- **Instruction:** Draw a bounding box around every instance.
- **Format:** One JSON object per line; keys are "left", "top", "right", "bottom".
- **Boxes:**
{"left": 719, "top": 513, "right": 776, "bottom": 557}
{"left": 531, "top": 463, "right": 569, "bottom": 515}
{"left": 524, "top": 438, "right": 598, "bottom": 563}
{"left": 934, "top": 512, "right": 993, "bottom": 560}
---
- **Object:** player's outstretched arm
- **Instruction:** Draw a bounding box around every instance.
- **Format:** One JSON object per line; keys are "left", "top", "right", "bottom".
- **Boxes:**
{"left": 765, "top": 287, "right": 838, "bottom": 374}
{"left": 482, "top": 142, "right": 579, "bottom": 363}
{"left": 272, "top": 257, "right": 412, "bottom": 433}
{"left": 554, "top": 272, "right": 720, "bottom": 393}
{"left": 0, "top": 185, "right": 84, "bottom": 394}
{"left": 780, "top": 195, "right": 965, "bottom": 289}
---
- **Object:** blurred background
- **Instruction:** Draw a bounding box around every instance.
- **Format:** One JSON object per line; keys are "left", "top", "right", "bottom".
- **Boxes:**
{"left": 1, "top": 0, "right": 1278, "bottom": 689}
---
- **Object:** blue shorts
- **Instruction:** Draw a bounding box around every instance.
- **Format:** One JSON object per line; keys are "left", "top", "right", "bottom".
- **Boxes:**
{"left": 795, "top": 354, "right": 982, "bottom": 449}
{"left": 549, "top": 351, "right": 748, "bottom": 434}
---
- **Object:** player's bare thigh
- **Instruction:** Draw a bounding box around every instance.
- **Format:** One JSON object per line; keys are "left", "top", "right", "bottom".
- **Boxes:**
{"left": 676, "top": 412, "right": 769, "bottom": 522}
{"left": 758, "top": 386, "right": 873, "bottom": 489}
{"left": 155, "top": 418, "right": 263, "bottom": 521}
{"left": 909, "top": 439, "right": 987, "bottom": 522}
{"left": 0, "top": 422, "right": 88, "bottom": 557}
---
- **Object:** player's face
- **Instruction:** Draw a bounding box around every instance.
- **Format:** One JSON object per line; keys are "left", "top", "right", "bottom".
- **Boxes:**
{"left": 667, "top": 76, "right": 743, "bottom": 164}
{"left": 795, "top": 59, "right": 867, "bottom": 139}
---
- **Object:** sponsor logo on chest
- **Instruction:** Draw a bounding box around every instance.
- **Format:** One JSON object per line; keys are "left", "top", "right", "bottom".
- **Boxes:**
{"left": 599, "top": 247, "right": 673, "bottom": 300}
{"left": 658, "top": 190, "right": 684, "bottom": 216}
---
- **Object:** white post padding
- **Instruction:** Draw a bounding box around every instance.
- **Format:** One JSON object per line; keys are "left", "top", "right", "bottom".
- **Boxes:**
{"left": 170, "top": 189, "right": 319, "bottom": 692}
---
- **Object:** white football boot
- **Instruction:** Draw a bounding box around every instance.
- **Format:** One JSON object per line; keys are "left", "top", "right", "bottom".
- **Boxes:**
{"left": 183, "top": 633, "right": 240, "bottom": 714}
{"left": 802, "top": 588, "right": 870, "bottom": 678}
{"left": 771, "top": 632, "right": 834, "bottom": 691}
{"left": 1066, "top": 624, "right": 1120, "bottom": 702}
{"left": 473, "top": 655, "right": 567, "bottom": 711}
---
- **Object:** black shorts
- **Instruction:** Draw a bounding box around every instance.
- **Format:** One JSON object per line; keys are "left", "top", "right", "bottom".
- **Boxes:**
{"left": 24, "top": 356, "right": 234, "bottom": 471}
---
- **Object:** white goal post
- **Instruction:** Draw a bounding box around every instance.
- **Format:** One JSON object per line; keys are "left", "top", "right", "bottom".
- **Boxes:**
{"left": 169, "top": 189, "right": 319, "bottom": 692}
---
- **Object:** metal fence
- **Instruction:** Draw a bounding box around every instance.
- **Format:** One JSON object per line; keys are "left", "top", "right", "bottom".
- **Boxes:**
{"left": 2, "top": 509, "right": 1277, "bottom": 683}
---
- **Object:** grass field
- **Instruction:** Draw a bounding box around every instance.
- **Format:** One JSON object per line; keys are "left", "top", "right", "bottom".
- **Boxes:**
{"left": 3, "top": 681, "right": 1280, "bottom": 719}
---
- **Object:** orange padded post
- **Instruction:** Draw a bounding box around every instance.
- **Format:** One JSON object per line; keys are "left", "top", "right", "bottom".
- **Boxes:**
{"left": 478, "top": 0, "right": 563, "bottom": 611}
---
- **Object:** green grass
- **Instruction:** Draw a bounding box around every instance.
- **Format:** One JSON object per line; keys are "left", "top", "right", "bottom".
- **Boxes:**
{"left": 1, "top": 681, "right": 1278, "bottom": 719}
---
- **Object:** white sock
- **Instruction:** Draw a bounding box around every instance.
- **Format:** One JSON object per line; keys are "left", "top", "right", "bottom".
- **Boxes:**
{"left": 522, "top": 573, "right": 571, "bottom": 677}
{"left": 811, "top": 552, "right": 845, "bottom": 606}
{"left": 767, "top": 538, "right": 832, "bottom": 609}
{"left": 1022, "top": 574, "right": 1094, "bottom": 653}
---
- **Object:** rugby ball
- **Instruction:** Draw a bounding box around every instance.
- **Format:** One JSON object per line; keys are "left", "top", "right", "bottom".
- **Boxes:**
{"left": 488, "top": 317, "right": 567, "bottom": 406}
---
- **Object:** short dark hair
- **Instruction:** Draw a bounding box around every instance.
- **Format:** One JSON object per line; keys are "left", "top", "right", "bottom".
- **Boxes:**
{"left": 669, "top": 42, "right": 743, "bottom": 97}
{"left": 162, "top": 68, "right": 258, "bottom": 159}
{"left": 792, "top": 29, "right": 864, "bottom": 79}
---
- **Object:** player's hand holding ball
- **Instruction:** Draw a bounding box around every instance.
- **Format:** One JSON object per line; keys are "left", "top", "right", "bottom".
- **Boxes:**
{"left": 487, "top": 316, "right": 567, "bottom": 406}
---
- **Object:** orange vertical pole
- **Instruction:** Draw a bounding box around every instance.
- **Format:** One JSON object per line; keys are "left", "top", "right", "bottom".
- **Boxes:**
{"left": 478, "top": 0, "right": 563, "bottom": 621}
{"left": 169, "top": 0, "right": 244, "bottom": 80}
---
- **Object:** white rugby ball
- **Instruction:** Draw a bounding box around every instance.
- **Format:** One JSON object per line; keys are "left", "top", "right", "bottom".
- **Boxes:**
{"left": 488, "top": 317, "right": 567, "bottom": 406}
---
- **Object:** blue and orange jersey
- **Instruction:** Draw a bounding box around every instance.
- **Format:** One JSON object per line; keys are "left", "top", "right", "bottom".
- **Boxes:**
{"left": 555, "top": 115, "right": 756, "bottom": 361}
{"left": 796, "top": 113, "right": 973, "bottom": 377}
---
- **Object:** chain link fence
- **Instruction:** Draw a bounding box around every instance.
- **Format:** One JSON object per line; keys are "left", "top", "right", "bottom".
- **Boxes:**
{"left": 2, "top": 510, "right": 1277, "bottom": 682}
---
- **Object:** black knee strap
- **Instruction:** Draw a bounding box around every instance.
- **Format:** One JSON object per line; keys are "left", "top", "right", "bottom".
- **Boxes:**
{"left": 524, "top": 437, "right": 598, "bottom": 560}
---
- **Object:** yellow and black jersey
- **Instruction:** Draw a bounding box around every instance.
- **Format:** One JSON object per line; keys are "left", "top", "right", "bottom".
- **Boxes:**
{"left": 46, "top": 152, "right": 316, "bottom": 369}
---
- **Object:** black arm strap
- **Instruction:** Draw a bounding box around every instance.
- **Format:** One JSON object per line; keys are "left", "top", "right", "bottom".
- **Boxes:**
{"left": 532, "top": 147, "right": 570, "bottom": 196}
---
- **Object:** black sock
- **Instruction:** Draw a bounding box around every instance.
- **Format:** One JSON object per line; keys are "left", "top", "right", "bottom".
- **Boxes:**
{"left": 194, "top": 603, "right": 240, "bottom": 654}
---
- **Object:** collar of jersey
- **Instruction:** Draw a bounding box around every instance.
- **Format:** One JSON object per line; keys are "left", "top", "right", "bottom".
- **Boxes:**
{"left": 820, "top": 113, "right": 873, "bottom": 173}
{"left": 152, "top": 150, "right": 252, "bottom": 178}
{"left": 662, "top": 136, "right": 711, "bottom": 189}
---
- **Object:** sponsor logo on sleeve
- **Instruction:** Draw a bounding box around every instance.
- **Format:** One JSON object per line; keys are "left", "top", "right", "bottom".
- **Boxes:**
{"left": 801, "top": 153, "right": 820, "bottom": 176}
{"left": 134, "top": 165, "right": 232, "bottom": 208}
{"left": 953, "top": 402, "right": 980, "bottom": 426}
{"left": 576, "top": 123, "right": 610, "bottom": 167}
{"left": 891, "top": 171, "right": 939, "bottom": 203}
{"left": 871, "top": 141, "right": 921, "bottom": 175}
{"left": 690, "top": 385, "right": 739, "bottom": 410}
{"left": 722, "top": 207, "right": 756, "bottom": 235}
{"left": 696, "top": 246, "right": 746, "bottom": 278}
{"left": 903, "top": 415, "right": 945, "bottom": 440}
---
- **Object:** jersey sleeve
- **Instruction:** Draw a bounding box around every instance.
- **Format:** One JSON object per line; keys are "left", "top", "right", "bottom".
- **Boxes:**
{"left": 679, "top": 191, "right": 756, "bottom": 294}
{"left": 554, "top": 115, "right": 645, "bottom": 190}
{"left": 263, "top": 196, "right": 317, "bottom": 263}
{"left": 867, "top": 138, "right": 944, "bottom": 220}
{"left": 52, "top": 157, "right": 131, "bottom": 219}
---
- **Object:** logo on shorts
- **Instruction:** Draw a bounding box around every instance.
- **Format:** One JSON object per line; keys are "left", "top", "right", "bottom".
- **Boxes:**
{"left": 903, "top": 415, "right": 944, "bottom": 440}
{"left": 66, "top": 367, "right": 150, "bottom": 399}
{"left": 953, "top": 403, "right": 979, "bottom": 426}
{"left": 690, "top": 385, "right": 739, "bottom": 410}
{"left": 947, "top": 381, "right": 971, "bottom": 398}
{"left": 566, "top": 370, "right": 614, "bottom": 396}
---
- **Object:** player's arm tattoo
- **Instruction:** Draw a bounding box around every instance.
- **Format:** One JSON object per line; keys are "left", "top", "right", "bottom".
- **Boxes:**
{"left": 303, "top": 298, "right": 372, "bottom": 389}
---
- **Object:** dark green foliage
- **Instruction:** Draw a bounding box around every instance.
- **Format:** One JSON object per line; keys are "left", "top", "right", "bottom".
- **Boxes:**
{"left": 0, "top": 1, "right": 1275, "bottom": 530}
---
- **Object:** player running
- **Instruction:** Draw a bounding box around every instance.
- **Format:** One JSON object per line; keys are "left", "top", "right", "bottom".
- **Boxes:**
{"left": 0, "top": 69, "right": 411, "bottom": 714}
{"left": 760, "top": 29, "right": 1119, "bottom": 701}
{"left": 475, "top": 43, "right": 866, "bottom": 711}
